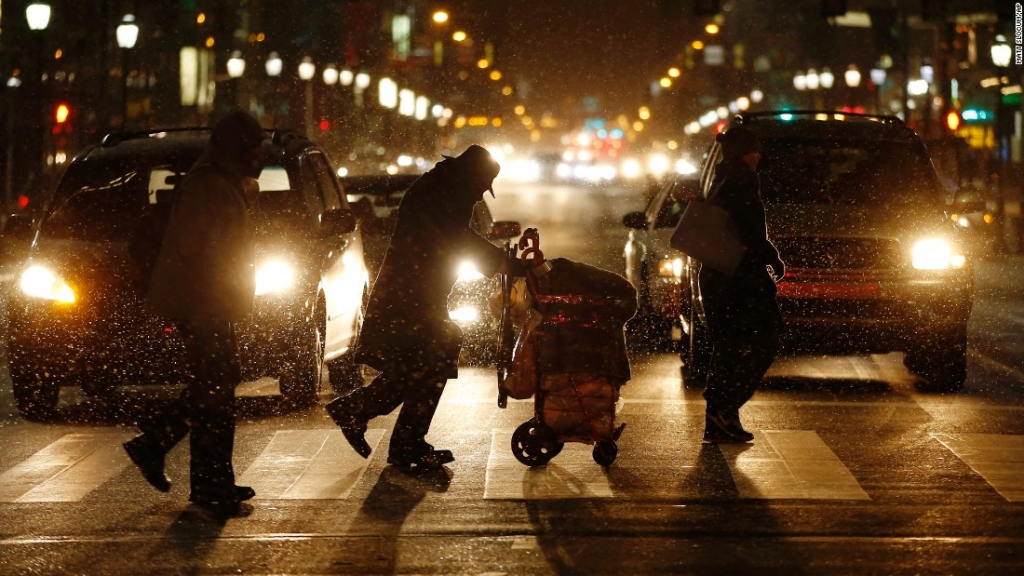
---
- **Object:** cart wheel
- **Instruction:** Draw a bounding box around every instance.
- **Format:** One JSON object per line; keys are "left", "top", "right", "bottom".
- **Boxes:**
{"left": 593, "top": 440, "right": 618, "bottom": 466}
{"left": 511, "top": 420, "right": 563, "bottom": 467}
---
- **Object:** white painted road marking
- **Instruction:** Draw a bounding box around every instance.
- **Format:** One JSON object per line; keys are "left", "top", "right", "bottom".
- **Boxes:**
{"left": 484, "top": 429, "right": 613, "bottom": 499}
{"left": 932, "top": 433, "right": 1024, "bottom": 502}
{"left": 0, "top": 431, "right": 134, "bottom": 503}
{"left": 238, "top": 429, "right": 385, "bottom": 499}
{"left": 718, "top": 430, "right": 870, "bottom": 500}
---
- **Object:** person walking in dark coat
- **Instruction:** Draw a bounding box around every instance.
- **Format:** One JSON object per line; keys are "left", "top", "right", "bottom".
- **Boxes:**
{"left": 326, "top": 145, "right": 508, "bottom": 470}
{"left": 699, "top": 126, "right": 785, "bottom": 443}
{"left": 122, "top": 111, "right": 265, "bottom": 515}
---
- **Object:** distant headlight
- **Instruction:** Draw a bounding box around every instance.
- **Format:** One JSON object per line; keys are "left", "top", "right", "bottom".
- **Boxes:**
{"left": 456, "top": 260, "right": 485, "bottom": 282}
{"left": 658, "top": 257, "right": 684, "bottom": 278}
{"left": 255, "top": 259, "right": 295, "bottom": 295}
{"left": 912, "top": 238, "right": 966, "bottom": 270}
{"left": 19, "top": 265, "right": 75, "bottom": 303}
{"left": 449, "top": 305, "right": 480, "bottom": 324}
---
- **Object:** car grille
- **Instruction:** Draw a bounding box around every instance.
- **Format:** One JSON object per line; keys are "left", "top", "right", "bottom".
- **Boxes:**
{"left": 775, "top": 236, "right": 903, "bottom": 272}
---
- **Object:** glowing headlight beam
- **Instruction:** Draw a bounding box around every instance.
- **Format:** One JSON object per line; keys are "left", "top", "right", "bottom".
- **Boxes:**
{"left": 255, "top": 259, "right": 296, "bottom": 295}
{"left": 19, "top": 265, "right": 76, "bottom": 303}
{"left": 457, "top": 260, "right": 485, "bottom": 282}
{"left": 912, "top": 238, "right": 965, "bottom": 270}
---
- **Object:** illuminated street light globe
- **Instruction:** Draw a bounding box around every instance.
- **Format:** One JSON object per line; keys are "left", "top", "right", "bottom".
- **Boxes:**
{"left": 298, "top": 56, "right": 315, "bottom": 81}
{"left": 339, "top": 69, "right": 354, "bottom": 86}
{"left": 870, "top": 67, "right": 886, "bottom": 86}
{"left": 116, "top": 14, "right": 139, "bottom": 49}
{"left": 265, "top": 52, "right": 283, "bottom": 77}
{"left": 25, "top": 2, "right": 51, "bottom": 31}
{"left": 820, "top": 67, "right": 834, "bottom": 89}
{"left": 322, "top": 64, "right": 339, "bottom": 86}
{"left": 794, "top": 71, "right": 807, "bottom": 91}
{"left": 806, "top": 69, "right": 820, "bottom": 90}
{"left": 991, "top": 36, "right": 1012, "bottom": 68}
{"left": 845, "top": 65, "right": 861, "bottom": 88}
{"left": 227, "top": 51, "right": 246, "bottom": 79}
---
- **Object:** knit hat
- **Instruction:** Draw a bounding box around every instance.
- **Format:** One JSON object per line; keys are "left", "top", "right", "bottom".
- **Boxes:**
{"left": 443, "top": 144, "right": 501, "bottom": 195}
{"left": 716, "top": 126, "right": 762, "bottom": 159}
{"left": 211, "top": 111, "right": 265, "bottom": 152}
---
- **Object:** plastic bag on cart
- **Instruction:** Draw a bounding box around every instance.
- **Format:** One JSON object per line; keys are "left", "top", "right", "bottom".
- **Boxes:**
{"left": 541, "top": 373, "right": 622, "bottom": 441}
{"left": 503, "top": 308, "right": 542, "bottom": 399}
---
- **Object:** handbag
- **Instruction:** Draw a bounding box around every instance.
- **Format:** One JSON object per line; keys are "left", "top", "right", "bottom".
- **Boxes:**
{"left": 669, "top": 196, "right": 746, "bottom": 276}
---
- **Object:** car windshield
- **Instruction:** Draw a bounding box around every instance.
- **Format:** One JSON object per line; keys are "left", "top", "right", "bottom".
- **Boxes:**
{"left": 757, "top": 138, "right": 941, "bottom": 206}
{"left": 43, "top": 161, "right": 296, "bottom": 242}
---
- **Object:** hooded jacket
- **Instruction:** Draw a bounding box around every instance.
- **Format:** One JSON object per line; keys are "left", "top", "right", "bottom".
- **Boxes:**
{"left": 146, "top": 142, "right": 257, "bottom": 322}
{"left": 354, "top": 157, "right": 505, "bottom": 375}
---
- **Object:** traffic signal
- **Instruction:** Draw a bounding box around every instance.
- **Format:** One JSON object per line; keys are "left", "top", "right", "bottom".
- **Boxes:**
{"left": 55, "top": 102, "right": 70, "bottom": 125}
{"left": 945, "top": 110, "right": 961, "bottom": 132}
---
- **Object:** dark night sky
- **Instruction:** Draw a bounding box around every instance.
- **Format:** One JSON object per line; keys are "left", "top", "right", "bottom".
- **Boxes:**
{"left": 494, "top": 0, "right": 667, "bottom": 120}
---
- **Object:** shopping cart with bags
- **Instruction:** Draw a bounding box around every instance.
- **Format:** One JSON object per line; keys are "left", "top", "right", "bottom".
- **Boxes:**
{"left": 496, "top": 228, "right": 638, "bottom": 467}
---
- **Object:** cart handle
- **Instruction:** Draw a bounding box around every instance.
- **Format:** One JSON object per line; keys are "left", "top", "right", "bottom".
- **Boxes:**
{"left": 518, "top": 228, "right": 544, "bottom": 267}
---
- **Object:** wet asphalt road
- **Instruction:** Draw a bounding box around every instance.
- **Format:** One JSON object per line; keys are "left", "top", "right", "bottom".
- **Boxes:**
{"left": 0, "top": 181, "right": 1023, "bottom": 575}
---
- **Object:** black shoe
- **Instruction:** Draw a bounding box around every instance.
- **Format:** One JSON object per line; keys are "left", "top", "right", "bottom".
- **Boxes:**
{"left": 326, "top": 397, "right": 372, "bottom": 458}
{"left": 123, "top": 435, "right": 171, "bottom": 492}
{"left": 724, "top": 409, "right": 755, "bottom": 442}
{"left": 703, "top": 411, "right": 754, "bottom": 444}
{"left": 189, "top": 485, "right": 256, "bottom": 511}
{"left": 387, "top": 448, "right": 454, "bottom": 471}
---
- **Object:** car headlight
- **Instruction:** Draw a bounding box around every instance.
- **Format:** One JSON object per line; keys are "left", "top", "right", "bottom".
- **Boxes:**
{"left": 912, "top": 238, "right": 966, "bottom": 270}
{"left": 456, "top": 260, "right": 485, "bottom": 282}
{"left": 449, "top": 305, "right": 480, "bottom": 324}
{"left": 254, "top": 259, "right": 295, "bottom": 295}
{"left": 19, "top": 265, "right": 76, "bottom": 303}
{"left": 658, "top": 257, "right": 684, "bottom": 278}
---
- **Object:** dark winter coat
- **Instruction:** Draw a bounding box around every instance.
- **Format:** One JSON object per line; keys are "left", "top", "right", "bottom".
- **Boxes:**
{"left": 354, "top": 158, "right": 505, "bottom": 377}
{"left": 532, "top": 258, "right": 638, "bottom": 382}
{"left": 147, "top": 145, "right": 256, "bottom": 323}
{"left": 699, "top": 157, "right": 783, "bottom": 328}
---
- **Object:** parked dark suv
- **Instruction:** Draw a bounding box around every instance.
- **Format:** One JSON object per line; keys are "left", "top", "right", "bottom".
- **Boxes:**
{"left": 6, "top": 128, "right": 369, "bottom": 418}
{"left": 628, "top": 111, "right": 977, "bottom": 392}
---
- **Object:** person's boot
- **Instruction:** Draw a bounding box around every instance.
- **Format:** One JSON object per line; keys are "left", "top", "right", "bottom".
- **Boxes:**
{"left": 386, "top": 441, "right": 454, "bottom": 471}
{"left": 326, "top": 396, "right": 372, "bottom": 458}
{"left": 703, "top": 409, "right": 754, "bottom": 443}
{"left": 123, "top": 434, "right": 172, "bottom": 492}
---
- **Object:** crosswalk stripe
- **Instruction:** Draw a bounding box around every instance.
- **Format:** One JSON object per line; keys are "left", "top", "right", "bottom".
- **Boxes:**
{"left": 931, "top": 433, "right": 1024, "bottom": 502}
{"left": 0, "top": 432, "right": 134, "bottom": 503}
{"left": 483, "top": 429, "right": 613, "bottom": 500}
{"left": 718, "top": 430, "right": 870, "bottom": 500}
{"left": 237, "top": 429, "right": 385, "bottom": 500}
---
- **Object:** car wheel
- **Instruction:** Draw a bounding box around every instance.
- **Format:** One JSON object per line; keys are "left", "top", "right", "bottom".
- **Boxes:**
{"left": 279, "top": 297, "right": 326, "bottom": 407}
{"left": 905, "top": 325, "right": 968, "bottom": 393}
{"left": 626, "top": 263, "right": 674, "bottom": 351}
{"left": 9, "top": 354, "right": 60, "bottom": 420}
{"left": 680, "top": 295, "right": 711, "bottom": 389}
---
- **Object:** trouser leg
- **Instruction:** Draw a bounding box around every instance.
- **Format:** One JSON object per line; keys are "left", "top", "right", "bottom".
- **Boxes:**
{"left": 389, "top": 377, "right": 447, "bottom": 455}
{"left": 179, "top": 321, "right": 241, "bottom": 493}
{"left": 332, "top": 370, "right": 405, "bottom": 422}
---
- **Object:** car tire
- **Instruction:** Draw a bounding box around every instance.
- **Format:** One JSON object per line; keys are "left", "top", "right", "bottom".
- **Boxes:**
{"left": 905, "top": 324, "right": 968, "bottom": 393}
{"left": 9, "top": 355, "right": 60, "bottom": 420}
{"left": 279, "top": 297, "right": 326, "bottom": 407}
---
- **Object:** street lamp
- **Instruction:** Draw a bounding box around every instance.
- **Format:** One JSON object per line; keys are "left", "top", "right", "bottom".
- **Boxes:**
{"left": 116, "top": 14, "right": 139, "bottom": 128}
{"left": 22, "top": 2, "right": 51, "bottom": 209}
{"left": 870, "top": 67, "right": 887, "bottom": 114}
{"left": 298, "top": 56, "right": 315, "bottom": 134}
{"left": 990, "top": 35, "right": 1013, "bottom": 246}
{"left": 845, "top": 65, "right": 861, "bottom": 88}
{"left": 264, "top": 52, "right": 282, "bottom": 126}
{"left": 227, "top": 51, "right": 246, "bottom": 79}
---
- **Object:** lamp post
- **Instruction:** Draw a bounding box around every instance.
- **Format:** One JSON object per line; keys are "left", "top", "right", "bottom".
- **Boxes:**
{"left": 298, "top": 56, "right": 315, "bottom": 134}
{"left": 990, "top": 35, "right": 1013, "bottom": 250}
{"left": 265, "top": 51, "right": 282, "bottom": 126}
{"left": 845, "top": 65, "right": 861, "bottom": 111}
{"left": 227, "top": 50, "right": 245, "bottom": 109}
{"left": 22, "top": 2, "right": 51, "bottom": 208}
{"left": 870, "top": 66, "right": 887, "bottom": 114}
{"left": 116, "top": 14, "right": 139, "bottom": 129}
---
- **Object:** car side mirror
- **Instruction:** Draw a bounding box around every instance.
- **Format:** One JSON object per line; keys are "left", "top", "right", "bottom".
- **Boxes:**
{"left": 622, "top": 211, "right": 647, "bottom": 230}
{"left": 320, "top": 208, "right": 357, "bottom": 236}
{"left": 489, "top": 220, "right": 521, "bottom": 240}
{"left": 952, "top": 187, "right": 985, "bottom": 214}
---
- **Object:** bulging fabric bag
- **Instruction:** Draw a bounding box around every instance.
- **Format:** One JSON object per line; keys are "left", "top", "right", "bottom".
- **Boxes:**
{"left": 669, "top": 199, "right": 746, "bottom": 276}
{"left": 503, "top": 309, "right": 542, "bottom": 399}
